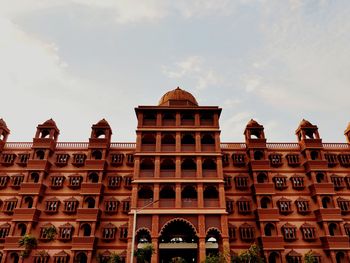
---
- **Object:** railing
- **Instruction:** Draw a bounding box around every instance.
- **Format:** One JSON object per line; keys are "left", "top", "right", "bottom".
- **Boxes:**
{"left": 182, "top": 170, "right": 197, "bottom": 178}
{"left": 110, "top": 142, "right": 136, "bottom": 149}
{"left": 182, "top": 199, "right": 197, "bottom": 208}
{"left": 161, "top": 144, "right": 176, "bottom": 151}
{"left": 137, "top": 199, "right": 153, "bottom": 207}
{"left": 159, "top": 199, "right": 175, "bottom": 208}
{"left": 266, "top": 143, "right": 300, "bottom": 150}
{"left": 323, "top": 143, "right": 350, "bottom": 149}
{"left": 57, "top": 142, "right": 89, "bottom": 149}
{"left": 204, "top": 199, "right": 220, "bottom": 207}
{"left": 202, "top": 170, "right": 217, "bottom": 178}
{"left": 160, "top": 170, "right": 175, "bottom": 178}
{"left": 220, "top": 143, "right": 246, "bottom": 149}
{"left": 201, "top": 145, "right": 216, "bottom": 152}
{"left": 181, "top": 145, "right": 196, "bottom": 152}
{"left": 4, "top": 142, "right": 33, "bottom": 149}
{"left": 141, "top": 145, "right": 156, "bottom": 152}
{"left": 139, "top": 170, "right": 154, "bottom": 178}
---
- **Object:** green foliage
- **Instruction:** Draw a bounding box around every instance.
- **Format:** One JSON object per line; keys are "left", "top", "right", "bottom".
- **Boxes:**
{"left": 43, "top": 225, "right": 57, "bottom": 241}
{"left": 135, "top": 244, "right": 155, "bottom": 263}
{"left": 204, "top": 253, "right": 227, "bottom": 263}
{"left": 18, "top": 234, "right": 37, "bottom": 250}
{"left": 232, "top": 243, "right": 264, "bottom": 263}
{"left": 304, "top": 251, "right": 316, "bottom": 263}
{"left": 20, "top": 250, "right": 30, "bottom": 259}
{"left": 109, "top": 252, "right": 123, "bottom": 263}
{"left": 37, "top": 250, "right": 49, "bottom": 257}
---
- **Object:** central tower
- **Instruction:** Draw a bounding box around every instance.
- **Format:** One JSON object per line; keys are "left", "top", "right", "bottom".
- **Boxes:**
{"left": 127, "top": 87, "right": 227, "bottom": 262}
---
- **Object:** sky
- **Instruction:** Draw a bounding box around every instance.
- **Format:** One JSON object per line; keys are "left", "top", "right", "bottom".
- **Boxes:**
{"left": 0, "top": 0, "right": 349, "bottom": 143}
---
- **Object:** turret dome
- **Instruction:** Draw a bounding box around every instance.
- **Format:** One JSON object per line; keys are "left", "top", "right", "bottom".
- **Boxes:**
{"left": 158, "top": 87, "right": 198, "bottom": 106}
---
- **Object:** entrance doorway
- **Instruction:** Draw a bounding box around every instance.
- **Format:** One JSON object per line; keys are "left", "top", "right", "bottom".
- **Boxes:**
{"left": 159, "top": 218, "right": 198, "bottom": 263}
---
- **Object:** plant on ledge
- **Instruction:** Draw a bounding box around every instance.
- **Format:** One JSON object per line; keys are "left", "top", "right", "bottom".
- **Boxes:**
{"left": 304, "top": 251, "right": 317, "bottom": 263}
{"left": 135, "top": 243, "right": 155, "bottom": 263}
{"left": 232, "top": 243, "right": 264, "bottom": 263}
{"left": 18, "top": 234, "right": 38, "bottom": 258}
{"left": 43, "top": 225, "right": 57, "bottom": 241}
{"left": 203, "top": 253, "right": 227, "bottom": 263}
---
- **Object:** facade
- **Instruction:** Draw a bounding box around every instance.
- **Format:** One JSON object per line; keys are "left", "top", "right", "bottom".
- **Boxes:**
{"left": 0, "top": 88, "right": 350, "bottom": 263}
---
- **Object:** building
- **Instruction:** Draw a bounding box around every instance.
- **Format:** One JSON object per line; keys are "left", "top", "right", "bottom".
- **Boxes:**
{"left": 0, "top": 87, "right": 350, "bottom": 263}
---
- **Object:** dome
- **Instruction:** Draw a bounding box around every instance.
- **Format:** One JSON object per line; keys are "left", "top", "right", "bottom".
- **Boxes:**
{"left": 158, "top": 87, "right": 198, "bottom": 106}
{"left": 0, "top": 118, "right": 7, "bottom": 128}
{"left": 43, "top": 118, "right": 57, "bottom": 127}
{"left": 299, "top": 119, "right": 313, "bottom": 127}
{"left": 246, "top": 119, "right": 260, "bottom": 127}
{"left": 96, "top": 118, "right": 110, "bottom": 126}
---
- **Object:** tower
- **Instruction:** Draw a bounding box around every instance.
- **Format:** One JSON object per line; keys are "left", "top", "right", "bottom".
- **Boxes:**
{"left": 0, "top": 119, "right": 10, "bottom": 152}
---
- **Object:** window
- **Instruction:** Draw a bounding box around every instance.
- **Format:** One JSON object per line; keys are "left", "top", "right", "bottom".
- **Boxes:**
{"left": 16, "top": 153, "right": 30, "bottom": 166}
{"left": 10, "top": 174, "right": 24, "bottom": 188}
{"left": 295, "top": 198, "right": 310, "bottom": 214}
{"left": 338, "top": 154, "right": 350, "bottom": 167}
{"left": 72, "top": 153, "right": 86, "bottom": 167}
{"left": 102, "top": 223, "right": 117, "bottom": 241}
{"left": 91, "top": 150, "right": 103, "bottom": 160}
{"left": 286, "top": 250, "right": 302, "bottom": 263}
{"left": 344, "top": 223, "right": 350, "bottom": 238}
{"left": 269, "top": 153, "right": 283, "bottom": 167}
{"left": 273, "top": 175, "right": 288, "bottom": 190}
{"left": 337, "top": 198, "right": 350, "bottom": 214}
{"left": 286, "top": 154, "right": 300, "bottom": 167}
{"left": 226, "top": 199, "right": 234, "bottom": 214}
{"left": 88, "top": 172, "right": 99, "bottom": 183}
{"left": 81, "top": 223, "right": 92, "bottom": 236}
{"left": 325, "top": 153, "right": 338, "bottom": 167}
{"left": 0, "top": 174, "right": 9, "bottom": 188}
{"left": 50, "top": 175, "right": 65, "bottom": 189}
{"left": 277, "top": 198, "right": 292, "bottom": 214}
{"left": 257, "top": 172, "right": 268, "bottom": 183}
{"left": 222, "top": 153, "right": 230, "bottom": 167}
{"left": 282, "top": 223, "right": 297, "bottom": 241}
{"left": 40, "top": 223, "right": 56, "bottom": 240}
{"left": 239, "top": 223, "right": 255, "bottom": 241}
{"left": 107, "top": 175, "right": 122, "bottom": 189}
{"left": 2, "top": 198, "right": 17, "bottom": 213}
{"left": 232, "top": 153, "right": 245, "bottom": 166}
{"left": 224, "top": 175, "right": 232, "bottom": 189}
{"left": 58, "top": 223, "right": 73, "bottom": 241}
{"left": 55, "top": 154, "right": 69, "bottom": 167}
{"left": 122, "top": 198, "right": 131, "bottom": 214}
{"left": 237, "top": 197, "right": 251, "bottom": 214}
{"left": 0, "top": 223, "right": 10, "bottom": 240}
{"left": 290, "top": 175, "right": 305, "bottom": 190}
{"left": 110, "top": 153, "right": 124, "bottom": 166}
{"left": 345, "top": 176, "right": 350, "bottom": 189}
{"left": 126, "top": 153, "right": 134, "bottom": 166}
{"left": 35, "top": 150, "right": 46, "bottom": 160}
{"left": 0, "top": 153, "right": 16, "bottom": 166}
{"left": 45, "top": 198, "right": 60, "bottom": 213}
{"left": 123, "top": 176, "right": 132, "bottom": 189}
{"left": 68, "top": 175, "right": 82, "bottom": 189}
{"left": 53, "top": 251, "right": 69, "bottom": 263}
{"left": 331, "top": 175, "right": 345, "bottom": 190}
{"left": 104, "top": 198, "right": 119, "bottom": 213}
{"left": 119, "top": 224, "right": 128, "bottom": 240}
{"left": 228, "top": 224, "right": 237, "bottom": 241}
{"left": 234, "top": 175, "right": 249, "bottom": 190}
{"left": 33, "top": 252, "right": 49, "bottom": 263}
{"left": 63, "top": 197, "right": 78, "bottom": 214}
{"left": 300, "top": 223, "right": 317, "bottom": 241}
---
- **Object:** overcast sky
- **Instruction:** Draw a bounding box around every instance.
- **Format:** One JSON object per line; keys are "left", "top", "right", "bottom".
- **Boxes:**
{"left": 0, "top": 0, "right": 349, "bottom": 143}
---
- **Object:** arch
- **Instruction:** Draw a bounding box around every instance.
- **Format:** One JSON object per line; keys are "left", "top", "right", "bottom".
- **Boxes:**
{"left": 81, "top": 223, "right": 91, "bottom": 236}
{"left": 92, "top": 150, "right": 103, "bottom": 160}
{"left": 88, "top": 172, "right": 99, "bottom": 183}
{"left": 316, "top": 173, "right": 325, "bottom": 183}
{"left": 162, "top": 133, "right": 176, "bottom": 144}
{"left": 142, "top": 133, "right": 156, "bottom": 144}
{"left": 40, "top": 129, "right": 50, "bottom": 139}
{"left": 203, "top": 185, "right": 219, "bottom": 199}
{"left": 24, "top": 196, "right": 33, "bottom": 208}
{"left": 250, "top": 130, "right": 263, "bottom": 139}
{"left": 201, "top": 133, "right": 215, "bottom": 145}
{"left": 206, "top": 227, "right": 222, "bottom": 243}
{"left": 257, "top": 172, "right": 268, "bottom": 183}
{"left": 328, "top": 223, "right": 339, "bottom": 236}
{"left": 160, "top": 158, "right": 175, "bottom": 170}
{"left": 181, "top": 133, "right": 195, "bottom": 144}
{"left": 322, "top": 196, "right": 332, "bottom": 209}
{"left": 160, "top": 185, "right": 175, "bottom": 199}
{"left": 138, "top": 186, "right": 154, "bottom": 199}
{"left": 336, "top": 251, "right": 346, "bottom": 263}
{"left": 36, "top": 150, "right": 45, "bottom": 160}
{"left": 162, "top": 112, "right": 176, "bottom": 121}
{"left": 305, "top": 130, "right": 315, "bottom": 139}
{"left": 75, "top": 252, "right": 88, "bottom": 263}
{"left": 310, "top": 151, "right": 319, "bottom": 160}
{"left": 202, "top": 158, "right": 216, "bottom": 170}
{"left": 140, "top": 158, "right": 155, "bottom": 170}
{"left": 85, "top": 197, "right": 95, "bottom": 208}
{"left": 159, "top": 218, "right": 198, "bottom": 238}
{"left": 181, "top": 158, "right": 196, "bottom": 170}
{"left": 268, "top": 251, "right": 280, "bottom": 263}
{"left": 182, "top": 185, "right": 197, "bottom": 199}
{"left": 181, "top": 113, "right": 195, "bottom": 121}
{"left": 10, "top": 252, "right": 20, "bottom": 263}
{"left": 30, "top": 172, "right": 40, "bottom": 183}
{"left": 264, "top": 223, "right": 275, "bottom": 236}
{"left": 143, "top": 113, "right": 156, "bottom": 121}
{"left": 136, "top": 227, "right": 152, "bottom": 244}
{"left": 254, "top": 150, "right": 264, "bottom": 160}
{"left": 95, "top": 129, "right": 106, "bottom": 139}
{"left": 18, "top": 223, "right": 27, "bottom": 236}
{"left": 261, "top": 196, "right": 272, "bottom": 209}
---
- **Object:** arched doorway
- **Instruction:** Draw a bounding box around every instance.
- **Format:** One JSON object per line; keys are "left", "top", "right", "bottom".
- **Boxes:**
{"left": 159, "top": 218, "right": 198, "bottom": 263}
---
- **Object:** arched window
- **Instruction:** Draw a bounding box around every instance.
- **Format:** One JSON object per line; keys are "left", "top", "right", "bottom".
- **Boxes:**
{"left": 310, "top": 151, "right": 319, "bottom": 160}
{"left": 261, "top": 196, "right": 271, "bottom": 209}
{"left": 202, "top": 158, "right": 216, "bottom": 170}
{"left": 36, "top": 150, "right": 45, "bottom": 160}
{"left": 95, "top": 129, "right": 106, "bottom": 139}
{"left": 264, "top": 223, "right": 275, "bottom": 236}
{"left": 162, "top": 113, "right": 176, "bottom": 126}
{"left": 81, "top": 224, "right": 91, "bottom": 237}
{"left": 328, "top": 223, "right": 339, "bottom": 236}
{"left": 24, "top": 196, "right": 34, "bottom": 208}
{"left": 257, "top": 172, "right": 268, "bottom": 183}
{"left": 161, "top": 133, "right": 175, "bottom": 145}
{"left": 30, "top": 172, "right": 40, "bottom": 183}
{"left": 203, "top": 186, "right": 219, "bottom": 199}
{"left": 305, "top": 131, "right": 315, "bottom": 139}
{"left": 322, "top": 196, "right": 332, "bottom": 209}
{"left": 136, "top": 228, "right": 152, "bottom": 245}
{"left": 11, "top": 252, "right": 20, "bottom": 263}
{"left": 181, "top": 133, "right": 195, "bottom": 144}
{"left": 336, "top": 251, "right": 346, "bottom": 263}
{"left": 75, "top": 252, "right": 88, "bottom": 263}
{"left": 182, "top": 158, "right": 196, "bottom": 170}
{"left": 201, "top": 133, "right": 215, "bottom": 145}
{"left": 160, "top": 159, "right": 175, "bottom": 170}
{"left": 40, "top": 129, "right": 50, "bottom": 138}
{"left": 254, "top": 150, "right": 264, "bottom": 160}
{"left": 316, "top": 173, "right": 325, "bottom": 183}
{"left": 18, "top": 223, "right": 27, "bottom": 236}
{"left": 268, "top": 252, "right": 280, "bottom": 263}
{"left": 92, "top": 150, "right": 103, "bottom": 160}
{"left": 138, "top": 186, "right": 153, "bottom": 200}
{"left": 182, "top": 185, "right": 197, "bottom": 199}
{"left": 141, "top": 133, "right": 156, "bottom": 145}
{"left": 140, "top": 158, "right": 155, "bottom": 170}
{"left": 88, "top": 172, "right": 99, "bottom": 183}
{"left": 85, "top": 197, "right": 95, "bottom": 209}
{"left": 250, "top": 130, "right": 262, "bottom": 139}
{"left": 160, "top": 185, "right": 175, "bottom": 199}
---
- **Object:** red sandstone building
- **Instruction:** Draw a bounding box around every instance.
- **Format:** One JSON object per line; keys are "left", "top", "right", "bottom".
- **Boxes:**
{"left": 0, "top": 88, "right": 350, "bottom": 263}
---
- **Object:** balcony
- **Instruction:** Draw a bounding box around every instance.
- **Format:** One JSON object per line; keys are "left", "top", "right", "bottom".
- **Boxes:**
{"left": 19, "top": 183, "right": 46, "bottom": 196}
{"left": 182, "top": 199, "right": 197, "bottom": 208}
{"left": 12, "top": 208, "right": 41, "bottom": 222}
{"left": 309, "top": 183, "right": 335, "bottom": 196}
{"left": 299, "top": 138, "right": 323, "bottom": 149}
{"left": 72, "top": 236, "right": 96, "bottom": 250}
{"left": 85, "top": 160, "right": 106, "bottom": 170}
{"left": 182, "top": 170, "right": 197, "bottom": 178}
{"left": 143, "top": 119, "right": 156, "bottom": 126}
{"left": 161, "top": 144, "right": 176, "bottom": 152}
{"left": 303, "top": 160, "right": 329, "bottom": 172}
{"left": 249, "top": 160, "right": 270, "bottom": 170}
{"left": 88, "top": 138, "right": 109, "bottom": 148}
{"left": 81, "top": 183, "right": 104, "bottom": 195}
{"left": 320, "top": 236, "right": 349, "bottom": 250}
{"left": 137, "top": 199, "right": 153, "bottom": 208}
{"left": 162, "top": 119, "right": 176, "bottom": 126}
{"left": 204, "top": 199, "right": 220, "bottom": 208}
{"left": 260, "top": 236, "right": 284, "bottom": 250}
{"left": 160, "top": 170, "right": 175, "bottom": 178}
{"left": 202, "top": 170, "right": 217, "bottom": 178}
{"left": 76, "top": 208, "right": 101, "bottom": 221}
{"left": 256, "top": 208, "right": 279, "bottom": 221}
{"left": 253, "top": 183, "right": 275, "bottom": 195}
{"left": 141, "top": 145, "right": 156, "bottom": 152}
{"left": 32, "top": 138, "right": 56, "bottom": 150}
{"left": 181, "top": 120, "right": 195, "bottom": 126}
{"left": 139, "top": 170, "right": 154, "bottom": 178}
{"left": 314, "top": 208, "right": 342, "bottom": 222}
{"left": 201, "top": 145, "right": 216, "bottom": 152}
{"left": 181, "top": 145, "right": 196, "bottom": 152}
{"left": 246, "top": 138, "right": 266, "bottom": 148}
{"left": 4, "top": 236, "right": 21, "bottom": 249}
{"left": 159, "top": 199, "right": 175, "bottom": 208}
{"left": 27, "top": 159, "right": 51, "bottom": 171}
